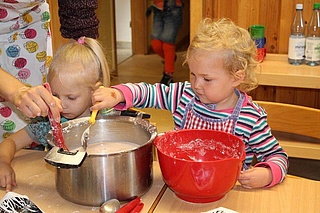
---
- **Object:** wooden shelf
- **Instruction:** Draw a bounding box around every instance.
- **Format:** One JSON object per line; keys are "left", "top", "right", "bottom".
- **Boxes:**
{"left": 257, "top": 54, "right": 320, "bottom": 89}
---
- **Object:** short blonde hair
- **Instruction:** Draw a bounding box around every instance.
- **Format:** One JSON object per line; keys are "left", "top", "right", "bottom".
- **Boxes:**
{"left": 185, "top": 18, "right": 259, "bottom": 92}
{"left": 48, "top": 37, "right": 110, "bottom": 90}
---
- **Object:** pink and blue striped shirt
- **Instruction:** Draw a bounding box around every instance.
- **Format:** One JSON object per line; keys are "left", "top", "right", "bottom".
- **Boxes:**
{"left": 113, "top": 81, "right": 288, "bottom": 187}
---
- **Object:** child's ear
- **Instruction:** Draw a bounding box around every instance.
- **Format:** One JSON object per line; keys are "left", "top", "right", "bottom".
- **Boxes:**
{"left": 232, "top": 69, "right": 245, "bottom": 86}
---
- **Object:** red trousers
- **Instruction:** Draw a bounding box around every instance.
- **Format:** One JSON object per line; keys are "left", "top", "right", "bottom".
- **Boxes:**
{"left": 152, "top": 39, "right": 176, "bottom": 74}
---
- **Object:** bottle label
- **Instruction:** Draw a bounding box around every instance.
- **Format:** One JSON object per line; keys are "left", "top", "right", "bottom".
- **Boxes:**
{"left": 288, "top": 36, "right": 305, "bottom": 59}
{"left": 305, "top": 38, "right": 320, "bottom": 61}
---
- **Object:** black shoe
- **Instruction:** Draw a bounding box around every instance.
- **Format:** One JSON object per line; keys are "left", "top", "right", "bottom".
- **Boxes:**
{"left": 160, "top": 73, "right": 173, "bottom": 86}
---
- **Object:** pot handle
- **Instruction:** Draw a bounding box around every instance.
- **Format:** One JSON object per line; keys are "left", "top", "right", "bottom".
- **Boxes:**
{"left": 44, "top": 146, "right": 87, "bottom": 168}
{"left": 120, "top": 109, "right": 150, "bottom": 119}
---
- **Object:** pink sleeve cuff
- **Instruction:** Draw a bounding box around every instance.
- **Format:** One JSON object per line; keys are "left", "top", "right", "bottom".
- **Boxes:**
{"left": 255, "top": 161, "right": 283, "bottom": 188}
{"left": 111, "top": 85, "right": 134, "bottom": 110}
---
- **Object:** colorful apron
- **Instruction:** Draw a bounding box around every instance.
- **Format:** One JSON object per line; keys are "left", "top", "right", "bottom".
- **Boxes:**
{"left": 181, "top": 90, "right": 245, "bottom": 135}
{"left": 0, "top": 0, "right": 52, "bottom": 141}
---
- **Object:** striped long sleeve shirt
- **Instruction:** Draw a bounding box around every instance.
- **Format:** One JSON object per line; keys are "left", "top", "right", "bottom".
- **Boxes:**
{"left": 113, "top": 81, "right": 288, "bottom": 187}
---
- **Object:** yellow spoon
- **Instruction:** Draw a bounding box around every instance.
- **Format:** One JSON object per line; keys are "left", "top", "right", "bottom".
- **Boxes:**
{"left": 88, "top": 86, "right": 104, "bottom": 124}
{"left": 89, "top": 108, "right": 99, "bottom": 124}
{"left": 82, "top": 86, "right": 112, "bottom": 149}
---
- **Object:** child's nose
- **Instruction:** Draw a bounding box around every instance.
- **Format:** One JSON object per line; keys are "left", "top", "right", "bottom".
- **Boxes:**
{"left": 193, "top": 79, "right": 201, "bottom": 89}
{"left": 61, "top": 102, "right": 67, "bottom": 109}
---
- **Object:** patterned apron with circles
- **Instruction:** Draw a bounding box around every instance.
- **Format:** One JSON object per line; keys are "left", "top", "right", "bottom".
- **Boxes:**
{"left": 0, "top": 1, "right": 52, "bottom": 141}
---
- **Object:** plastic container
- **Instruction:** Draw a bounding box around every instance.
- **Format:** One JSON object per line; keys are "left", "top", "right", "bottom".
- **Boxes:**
{"left": 305, "top": 3, "right": 320, "bottom": 66}
{"left": 288, "top": 4, "right": 305, "bottom": 65}
{"left": 154, "top": 129, "right": 246, "bottom": 203}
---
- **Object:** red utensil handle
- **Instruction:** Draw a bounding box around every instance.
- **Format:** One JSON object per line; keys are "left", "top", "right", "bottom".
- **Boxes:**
{"left": 116, "top": 197, "right": 141, "bottom": 213}
{"left": 43, "top": 83, "right": 68, "bottom": 151}
{"left": 129, "top": 202, "right": 144, "bottom": 213}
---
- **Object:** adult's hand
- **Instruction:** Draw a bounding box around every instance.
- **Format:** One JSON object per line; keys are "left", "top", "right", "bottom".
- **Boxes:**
{"left": 12, "top": 85, "right": 62, "bottom": 121}
{"left": 0, "top": 68, "right": 62, "bottom": 121}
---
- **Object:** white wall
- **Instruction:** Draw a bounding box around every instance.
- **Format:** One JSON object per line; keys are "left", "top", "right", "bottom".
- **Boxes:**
{"left": 115, "top": 0, "right": 132, "bottom": 43}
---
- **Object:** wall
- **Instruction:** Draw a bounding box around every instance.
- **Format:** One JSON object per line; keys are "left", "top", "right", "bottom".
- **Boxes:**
{"left": 47, "top": 0, "right": 68, "bottom": 53}
{"left": 191, "top": 0, "right": 317, "bottom": 54}
{"left": 190, "top": 0, "right": 320, "bottom": 109}
{"left": 115, "top": 0, "right": 132, "bottom": 45}
{"left": 47, "top": 0, "right": 117, "bottom": 75}
{"left": 177, "top": 0, "right": 190, "bottom": 48}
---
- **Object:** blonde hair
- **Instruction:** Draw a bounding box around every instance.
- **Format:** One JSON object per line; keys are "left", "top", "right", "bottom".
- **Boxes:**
{"left": 185, "top": 18, "right": 259, "bottom": 92}
{"left": 48, "top": 37, "right": 110, "bottom": 90}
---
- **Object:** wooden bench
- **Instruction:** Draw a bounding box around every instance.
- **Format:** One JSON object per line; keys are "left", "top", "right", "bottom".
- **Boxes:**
{"left": 255, "top": 101, "right": 320, "bottom": 160}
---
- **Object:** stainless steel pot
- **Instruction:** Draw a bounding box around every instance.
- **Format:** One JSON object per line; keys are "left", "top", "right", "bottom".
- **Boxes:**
{"left": 45, "top": 115, "right": 157, "bottom": 206}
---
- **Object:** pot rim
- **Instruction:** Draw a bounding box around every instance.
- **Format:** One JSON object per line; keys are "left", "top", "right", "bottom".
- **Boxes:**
{"left": 47, "top": 115, "right": 158, "bottom": 156}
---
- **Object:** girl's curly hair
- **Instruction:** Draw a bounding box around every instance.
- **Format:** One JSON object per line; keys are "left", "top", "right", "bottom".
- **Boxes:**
{"left": 184, "top": 18, "right": 259, "bottom": 92}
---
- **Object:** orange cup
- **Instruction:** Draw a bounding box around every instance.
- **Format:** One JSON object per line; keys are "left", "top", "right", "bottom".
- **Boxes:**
{"left": 257, "top": 48, "right": 266, "bottom": 62}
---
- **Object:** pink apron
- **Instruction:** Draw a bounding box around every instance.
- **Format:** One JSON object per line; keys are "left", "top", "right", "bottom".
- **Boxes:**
{"left": 181, "top": 90, "right": 245, "bottom": 135}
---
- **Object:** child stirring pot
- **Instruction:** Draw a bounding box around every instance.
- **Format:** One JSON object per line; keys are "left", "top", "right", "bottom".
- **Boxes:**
{"left": 91, "top": 18, "right": 288, "bottom": 189}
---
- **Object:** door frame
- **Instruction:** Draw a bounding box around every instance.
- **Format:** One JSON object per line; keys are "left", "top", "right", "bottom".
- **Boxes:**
{"left": 97, "top": 0, "right": 117, "bottom": 75}
{"left": 131, "top": 0, "right": 149, "bottom": 55}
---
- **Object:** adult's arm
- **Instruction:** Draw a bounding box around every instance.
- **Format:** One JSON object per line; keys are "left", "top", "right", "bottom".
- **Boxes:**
{"left": 0, "top": 68, "right": 61, "bottom": 121}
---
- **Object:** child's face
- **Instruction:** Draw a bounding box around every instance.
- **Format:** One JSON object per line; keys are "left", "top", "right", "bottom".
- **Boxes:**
{"left": 50, "top": 77, "right": 92, "bottom": 120}
{"left": 189, "top": 51, "right": 239, "bottom": 106}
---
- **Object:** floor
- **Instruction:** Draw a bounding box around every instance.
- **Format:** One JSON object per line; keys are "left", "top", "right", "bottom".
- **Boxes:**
{"left": 117, "top": 48, "right": 132, "bottom": 64}
{"left": 116, "top": 42, "right": 133, "bottom": 64}
{"left": 114, "top": 51, "right": 189, "bottom": 85}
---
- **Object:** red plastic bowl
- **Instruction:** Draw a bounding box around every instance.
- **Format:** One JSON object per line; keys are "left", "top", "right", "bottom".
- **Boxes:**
{"left": 154, "top": 129, "right": 246, "bottom": 203}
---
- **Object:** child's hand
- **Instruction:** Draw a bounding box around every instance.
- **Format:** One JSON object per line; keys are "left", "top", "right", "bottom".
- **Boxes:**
{"left": 238, "top": 167, "right": 272, "bottom": 189}
{"left": 0, "top": 161, "right": 17, "bottom": 192}
{"left": 91, "top": 87, "right": 125, "bottom": 111}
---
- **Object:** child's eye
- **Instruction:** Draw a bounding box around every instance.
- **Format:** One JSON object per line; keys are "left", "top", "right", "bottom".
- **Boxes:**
{"left": 204, "top": 78, "right": 211, "bottom": 82}
{"left": 68, "top": 96, "right": 76, "bottom": 101}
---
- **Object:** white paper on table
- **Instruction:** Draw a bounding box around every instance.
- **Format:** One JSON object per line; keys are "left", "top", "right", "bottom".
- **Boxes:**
{"left": 0, "top": 191, "right": 43, "bottom": 213}
{"left": 201, "top": 206, "right": 238, "bottom": 213}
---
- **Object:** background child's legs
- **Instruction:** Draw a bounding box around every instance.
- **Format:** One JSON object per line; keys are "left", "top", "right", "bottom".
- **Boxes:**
{"left": 163, "top": 42, "right": 175, "bottom": 74}
{"left": 159, "top": 7, "right": 182, "bottom": 75}
{"left": 151, "top": 39, "right": 164, "bottom": 59}
{"left": 151, "top": 6, "right": 182, "bottom": 84}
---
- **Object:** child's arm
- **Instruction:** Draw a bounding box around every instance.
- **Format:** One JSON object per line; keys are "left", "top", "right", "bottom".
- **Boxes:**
{"left": 0, "top": 129, "right": 33, "bottom": 192}
{"left": 237, "top": 100, "right": 288, "bottom": 189}
{"left": 91, "top": 82, "right": 187, "bottom": 112}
